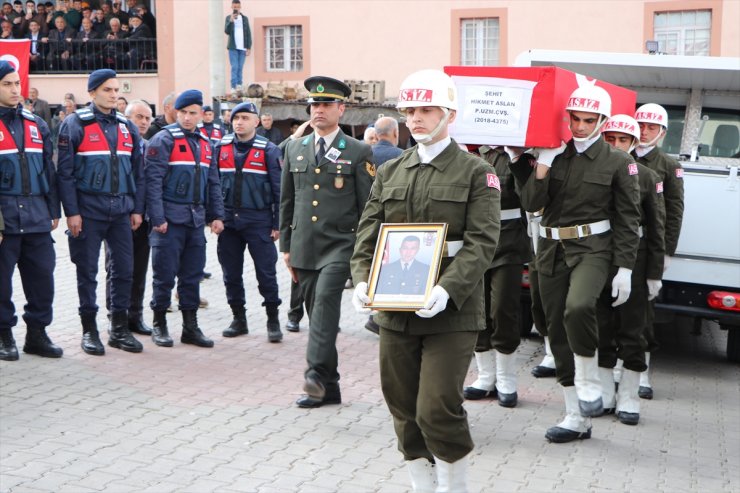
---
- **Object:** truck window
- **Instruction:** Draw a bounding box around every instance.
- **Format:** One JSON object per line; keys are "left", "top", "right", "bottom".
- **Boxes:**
{"left": 698, "top": 108, "right": 740, "bottom": 158}
{"left": 663, "top": 105, "right": 686, "bottom": 155}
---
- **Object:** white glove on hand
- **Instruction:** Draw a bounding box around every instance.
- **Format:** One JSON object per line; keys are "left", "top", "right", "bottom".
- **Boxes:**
{"left": 647, "top": 279, "right": 662, "bottom": 301}
{"left": 352, "top": 282, "right": 372, "bottom": 314}
{"left": 663, "top": 255, "right": 672, "bottom": 273}
{"left": 611, "top": 267, "right": 632, "bottom": 307}
{"left": 415, "top": 285, "right": 450, "bottom": 318}
{"left": 504, "top": 146, "right": 523, "bottom": 163}
{"left": 535, "top": 141, "right": 567, "bottom": 167}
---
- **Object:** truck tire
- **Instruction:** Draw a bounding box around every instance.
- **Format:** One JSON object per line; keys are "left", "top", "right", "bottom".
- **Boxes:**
{"left": 723, "top": 324, "right": 740, "bottom": 363}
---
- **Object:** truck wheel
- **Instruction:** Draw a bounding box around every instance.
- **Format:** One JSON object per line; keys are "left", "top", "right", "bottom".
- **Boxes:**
{"left": 520, "top": 302, "right": 533, "bottom": 338}
{"left": 723, "top": 325, "right": 740, "bottom": 363}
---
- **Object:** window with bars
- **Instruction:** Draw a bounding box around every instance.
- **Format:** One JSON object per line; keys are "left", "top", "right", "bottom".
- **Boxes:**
{"left": 265, "top": 25, "right": 303, "bottom": 72}
{"left": 460, "top": 18, "right": 500, "bottom": 66}
{"left": 654, "top": 10, "right": 711, "bottom": 56}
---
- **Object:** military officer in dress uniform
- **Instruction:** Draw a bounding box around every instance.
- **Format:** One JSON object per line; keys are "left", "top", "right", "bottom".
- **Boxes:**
{"left": 463, "top": 145, "right": 532, "bottom": 408}
{"left": 57, "top": 69, "right": 146, "bottom": 356}
{"left": 0, "top": 60, "right": 63, "bottom": 361}
{"left": 145, "top": 90, "right": 225, "bottom": 348}
{"left": 351, "top": 69, "right": 500, "bottom": 493}
{"left": 280, "top": 76, "right": 374, "bottom": 408}
{"left": 197, "top": 105, "right": 223, "bottom": 146}
{"left": 214, "top": 101, "right": 283, "bottom": 343}
{"left": 520, "top": 84, "right": 641, "bottom": 443}
{"left": 375, "top": 235, "right": 429, "bottom": 295}
{"left": 597, "top": 114, "right": 666, "bottom": 426}
{"left": 632, "top": 103, "right": 684, "bottom": 401}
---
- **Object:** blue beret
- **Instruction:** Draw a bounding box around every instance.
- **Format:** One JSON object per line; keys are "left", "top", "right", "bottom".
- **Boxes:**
{"left": 87, "top": 69, "right": 117, "bottom": 91}
{"left": 231, "top": 102, "right": 258, "bottom": 117}
{"left": 0, "top": 60, "right": 16, "bottom": 81}
{"left": 175, "top": 89, "right": 203, "bottom": 110}
{"left": 202, "top": 105, "right": 213, "bottom": 112}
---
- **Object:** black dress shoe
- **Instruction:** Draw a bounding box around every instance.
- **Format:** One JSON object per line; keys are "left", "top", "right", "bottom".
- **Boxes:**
{"left": 296, "top": 392, "right": 341, "bottom": 408}
{"left": 497, "top": 391, "right": 518, "bottom": 408}
{"left": 531, "top": 365, "right": 557, "bottom": 378}
{"left": 364, "top": 316, "right": 379, "bottom": 335}
{"left": 617, "top": 411, "right": 640, "bottom": 425}
{"left": 0, "top": 331, "right": 19, "bottom": 361}
{"left": 285, "top": 320, "right": 300, "bottom": 332}
{"left": 129, "top": 317, "right": 153, "bottom": 336}
{"left": 545, "top": 425, "right": 592, "bottom": 443}
{"left": 82, "top": 331, "right": 105, "bottom": 356}
{"left": 463, "top": 386, "right": 496, "bottom": 400}
{"left": 638, "top": 386, "right": 653, "bottom": 400}
{"left": 303, "top": 375, "right": 325, "bottom": 400}
{"left": 578, "top": 397, "right": 603, "bottom": 417}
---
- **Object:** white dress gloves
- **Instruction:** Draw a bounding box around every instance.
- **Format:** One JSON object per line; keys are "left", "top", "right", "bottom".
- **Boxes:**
{"left": 647, "top": 279, "right": 663, "bottom": 300}
{"left": 415, "top": 285, "right": 450, "bottom": 318}
{"left": 611, "top": 267, "right": 633, "bottom": 307}
{"left": 663, "top": 255, "right": 672, "bottom": 272}
{"left": 352, "top": 282, "right": 372, "bottom": 314}
{"left": 535, "top": 141, "right": 567, "bottom": 167}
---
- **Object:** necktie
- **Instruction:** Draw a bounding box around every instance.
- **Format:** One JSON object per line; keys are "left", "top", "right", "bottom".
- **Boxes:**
{"left": 316, "top": 137, "right": 325, "bottom": 164}
{"left": 403, "top": 264, "right": 408, "bottom": 272}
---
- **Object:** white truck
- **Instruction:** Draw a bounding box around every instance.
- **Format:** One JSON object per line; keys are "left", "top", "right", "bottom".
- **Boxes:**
{"left": 515, "top": 50, "right": 740, "bottom": 362}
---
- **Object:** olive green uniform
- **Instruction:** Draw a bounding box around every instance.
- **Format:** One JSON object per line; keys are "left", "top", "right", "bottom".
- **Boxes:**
{"left": 279, "top": 129, "right": 374, "bottom": 391}
{"left": 477, "top": 146, "right": 532, "bottom": 354}
{"left": 520, "top": 138, "right": 641, "bottom": 386}
{"left": 597, "top": 162, "right": 666, "bottom": 372}
{"left": 351, "top": 140, "right": 500, "bottom": 463}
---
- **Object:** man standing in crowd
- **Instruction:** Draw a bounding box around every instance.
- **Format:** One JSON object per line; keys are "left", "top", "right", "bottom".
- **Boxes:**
{"left": 0, "top": 60, "right": 62, "bottom": 361}
{"left": 214, "top": 101, "right": 283, "bottom": 343}
{"left": 371, "top": 116, "right": 402, "bottom": 167}
{"left": 224, "top": 0, "right": 251, "bottom": 91}
{"left": 280, "top": 76, "right": 374, "bottom": 408}
{"left": 145, "top": 89, "right": 224, "bottom": 349}
{"left": 57, "top": 68, "right": 146, "bottom": 356}
{"left": 197, "top": 105, "right": 222, "bottom": 146}
{"left": 255, "top": 112, "right": 283, "bottom": 146}
{"left": 27, "top": 87, "right": 51, "bottom": 127}
{"left": 145, "top": 91, "right": 176, "bottom": 138}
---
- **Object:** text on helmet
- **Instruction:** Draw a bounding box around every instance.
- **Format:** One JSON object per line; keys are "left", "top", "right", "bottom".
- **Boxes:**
{"left": 635, "top": 111, "right": 664, "bottom": 123}
{"left": 399, "top": 89, "right": 433, "bottom": 103}
{"left": 568, "top": 97, "right": 600, "bottom": 111}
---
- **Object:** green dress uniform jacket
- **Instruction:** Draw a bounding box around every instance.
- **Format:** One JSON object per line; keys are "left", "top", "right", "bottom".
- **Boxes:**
{"left": 279, "top": 130, "right": 374, "bottom": 267}
{"left": 521, "top": 138, "right": 642, "bottom": 276}
{"left": 351, "top": 140, "right": 501, "bottom": 334}
{"left": 635, "top": 163, "right": 666, "bottom": 279}
{"left": 633, "top": 147, "right": 684, "bottom": 256}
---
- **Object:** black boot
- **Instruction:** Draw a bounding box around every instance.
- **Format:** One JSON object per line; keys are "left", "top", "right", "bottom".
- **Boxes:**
{"left": 108, "top": 311, "right": 143, "bottom": 353}
{"left": 181, "top": 310, "right": 214, "bottom": 348}
{"left": 152, "top": 310, "right": 173, "bottom": 347}
{"left": 266, "top": 304, "right": 283, "bottom": 343}
{"left": 223, "top": 304, "right": 248, "bottom": 337}
{"left": 0, "top": 328, "right": 19, "bottom": 361}
{"left": 23, "top": 324, "right": 63, "bottom": 358}
{"left": 128, "top": 312, "right": 153, "bottom": 336}
{"left": 81, "top": 313, "right": 105, "bottom": 356}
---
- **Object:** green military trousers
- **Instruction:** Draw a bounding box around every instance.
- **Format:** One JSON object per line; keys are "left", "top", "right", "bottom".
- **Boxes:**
{"left": 475, "top": 264, "right": 522, "bottom": 354}
{"left": 529, "top": 263, "right": 548, "bottom": 338}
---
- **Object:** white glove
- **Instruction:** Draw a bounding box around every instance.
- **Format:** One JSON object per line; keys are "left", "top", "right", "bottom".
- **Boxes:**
{"left": 663, "top": 255, "right": 672, "bottom": 273}
{"left": 535, "top": 141, "right": 567, "bottom": 167}
{"left": 647, "top": 279, "right": 662, "bottom": 301}
{"left": 611, "top": 267, "right": 632, "bottom": 307}
{"left": 415, "top": 285, "right": 450, "bottom": 318}
{"left": 504, "top": 146, "right": 523, "bottom": 162}
{"left": 352, "top": 282, "right": 372, "bottom": 314}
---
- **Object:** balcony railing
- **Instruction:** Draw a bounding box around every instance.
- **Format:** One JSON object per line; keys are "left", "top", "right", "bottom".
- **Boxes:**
{"left": 29, "top": 37, "right": 157, "bottom": 74}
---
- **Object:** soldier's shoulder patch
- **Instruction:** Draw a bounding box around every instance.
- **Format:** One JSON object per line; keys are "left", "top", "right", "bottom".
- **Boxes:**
{"left": 365, "top": 162, "right": 376, "bottom": 177}
{"left": 147, "top": 146, "right": 158, "bottom": 158}
{"left": 675, "top": 167, "right": 684, "bottom": 178}
{"left": 656, "top": 181, "right": 664, "bottom": 194}
{"left": 486, "top": 173, "right": 500, "bottom": 190}
{"left": 628, "top": 163, "right": 639, "bottom": 176}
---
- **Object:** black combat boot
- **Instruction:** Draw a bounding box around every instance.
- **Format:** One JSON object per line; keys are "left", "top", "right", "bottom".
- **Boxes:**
{"left": 222, "top": 304, "right": 248, "bottom": 337}
{"left": 128, "top": 312, "right": 153, "bottom": 336}
{"left": 23, "top": 324, "right": 63, "bottom": 358}
{"left": 181, "top": 310, "right": 214, "bottom": 348}
{"left": 265, "top": 304, "right": 283, "bottom": 343}
{"left": 0, "top": 328, "right": 19, "bottom": 361}
{"left": 108, "top": 311, "right": 143, "bottom": 353}
{"left": 81, "top": 313, "right": 105, "bottom": 356}
{"left": 151, "top": 310, "right": 173, "bottom": 347}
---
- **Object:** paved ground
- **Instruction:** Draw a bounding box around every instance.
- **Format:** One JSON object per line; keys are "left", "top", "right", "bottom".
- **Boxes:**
{"left": 1, "top": 227, "right": 739, "bottom": 493}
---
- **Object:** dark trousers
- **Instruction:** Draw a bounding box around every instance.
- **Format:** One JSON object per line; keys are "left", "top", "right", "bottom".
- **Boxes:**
{"left": 597, "top": 248, "right": 649, "bottom": 372}
{"left": 475, "top": 264, "right": 522, "bottom": 354}
{"left": 529, "top": 264, "right": 548, "bottom": 337}
{"left": 380, "top": 328, "right": 477, "bottom": 463}
{"left": 0, "top": 233, "right": 55, "bottom": 328}
{"left": 68, "top": 216, "right": 132, "bottom": 314}
{"left": 288, "top": 279, "right": 304, "bottom": 323}
{"left": 217, "top": 225, "right": 280, "bottom": 307}
{"left": 295, "top": 262, "right": 349, "bottom": 386}
{"left": 539, "top": 250, "right": 610, "bottom": 386}
{"left": 105, "top": 219, "right": 150, "bottom": 316}
{"left": 149, "top": 223, "right": 205, "bottom": 312}
{"left": 645, "top": 299, "right": 660, "bottom": 352}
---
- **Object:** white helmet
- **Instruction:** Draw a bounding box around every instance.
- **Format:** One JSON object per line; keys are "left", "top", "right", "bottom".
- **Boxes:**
{"left": 602, "top": 114, "right": 641, "bottom": 152}
{"left": 397, "top": 69, "right": 457, "bottom": 144}
{"left": 565, "top": 84, "right": 612, "bottom": 119}
{"left": 634, "top": 103, "right": 668, "bottom": 128}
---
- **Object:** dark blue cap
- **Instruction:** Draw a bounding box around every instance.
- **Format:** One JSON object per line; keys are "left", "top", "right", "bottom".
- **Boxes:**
{"left": 0, "top": 60, "right": 17, "bottom": 81}
{"left": 87, "top": 68, "right": 117, "bottom": 91}
{"left": 231, "top": 102, "right": 258, "bottom": 117}
{"left": 202, "top": 105, "right": 213, "bottom": 112}
{"left": 175, "top": 89, "right": 203, "bottom": 110}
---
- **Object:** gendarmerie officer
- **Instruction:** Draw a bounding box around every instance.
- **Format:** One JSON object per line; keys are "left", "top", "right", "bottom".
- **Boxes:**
{"left": 463, "top": 145, "right": 532, "bottom": 408}
{"left": 598, "top": 114, "right": 666, "bottom": 425}
{"left": 197, "top": 105, "right": 223, "bottom": 146}
{"left": 0, "top": 60, "right": 63, "bottom": 361}
{"left": 280, "top": 76, "right": 374, "bottom": 408}
{"left": 57, "top": 68, "right": 146, "bottom": 356}
{"left": 214, "top": 101, "right": 283, "bottom": 343}
{"left": 351, "top": 69, "right": 500, "bottom": 493}
{"left": 520, "top": 84, "right": 641, "bottom": 443}
{"left": 145, "top": 89, "right": 225, "bottom": 348}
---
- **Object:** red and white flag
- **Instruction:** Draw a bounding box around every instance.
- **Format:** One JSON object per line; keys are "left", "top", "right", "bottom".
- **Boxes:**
{"left": 0, "top": 39, "right": 31, "bottom": 98}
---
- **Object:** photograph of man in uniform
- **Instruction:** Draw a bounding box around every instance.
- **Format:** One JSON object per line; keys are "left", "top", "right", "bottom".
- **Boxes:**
{"left": 375, "top": 235, "right": 430, "bottom": 295}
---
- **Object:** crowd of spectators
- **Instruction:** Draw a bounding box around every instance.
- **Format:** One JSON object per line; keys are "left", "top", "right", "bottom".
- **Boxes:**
{"left": 1, "top": 0, "right": 156, "bottom": 72}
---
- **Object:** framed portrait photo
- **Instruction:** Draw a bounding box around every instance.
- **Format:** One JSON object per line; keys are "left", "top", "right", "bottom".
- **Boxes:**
{"left": 366, "top": 223, "right": 448, "bottom": 311}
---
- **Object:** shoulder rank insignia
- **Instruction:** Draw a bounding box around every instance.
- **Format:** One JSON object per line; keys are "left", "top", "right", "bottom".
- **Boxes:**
{"left": 365, "top": 162, "right": 376, "bottom": 177}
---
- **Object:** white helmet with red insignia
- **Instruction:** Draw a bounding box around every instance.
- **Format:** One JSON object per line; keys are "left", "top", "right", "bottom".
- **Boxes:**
{"left": 397, "top": 69, "right": 457, "bottom": 144}
{"left": 602, "top": 114, "right": 641, "bottom": 152}
{"left": 565, "top": 83, "right": 612, "bottom": 142}
{"left": 634, "top": 103, "right": 669, "bottom": 129}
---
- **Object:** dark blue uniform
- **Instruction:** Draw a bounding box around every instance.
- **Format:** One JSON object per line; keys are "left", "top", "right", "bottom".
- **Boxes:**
{"left": 56, "top": 104, "right": 145, "bottom": 316}
{"left": 145, "top": 123, "right": 224, "bottom": 312}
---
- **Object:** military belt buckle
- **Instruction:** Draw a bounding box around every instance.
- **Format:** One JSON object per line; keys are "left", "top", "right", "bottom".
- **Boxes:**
{"left": 558, "top": 226, "right": 579, "bottom": 240}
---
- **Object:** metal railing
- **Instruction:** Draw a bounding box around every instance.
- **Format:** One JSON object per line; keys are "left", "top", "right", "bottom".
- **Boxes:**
{"left": 29, "top": 37, "right": 157, "bottom": 74}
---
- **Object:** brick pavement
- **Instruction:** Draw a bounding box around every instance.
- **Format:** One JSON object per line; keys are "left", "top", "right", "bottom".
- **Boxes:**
{"left": 1, "top": 227, "right": 739, "bottom": 492}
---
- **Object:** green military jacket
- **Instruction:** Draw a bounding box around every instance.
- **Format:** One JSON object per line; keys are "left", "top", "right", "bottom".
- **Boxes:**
{"left": 520, "top": 138, "right": 641, "bottom": 277}
{"left": 279, "top": 129, "right": 374, "bottom": 270}
{"left": 635, "top": 162, "right": 666, "bottom": 279}
{"left": 351, "top": 139, "right": 501, "bottom": 335}
{"left": 479, "top": 146, "right": 532, "bottom": 269}
{"left": 633, "top": 146, "right": 684, "bottom": 256}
